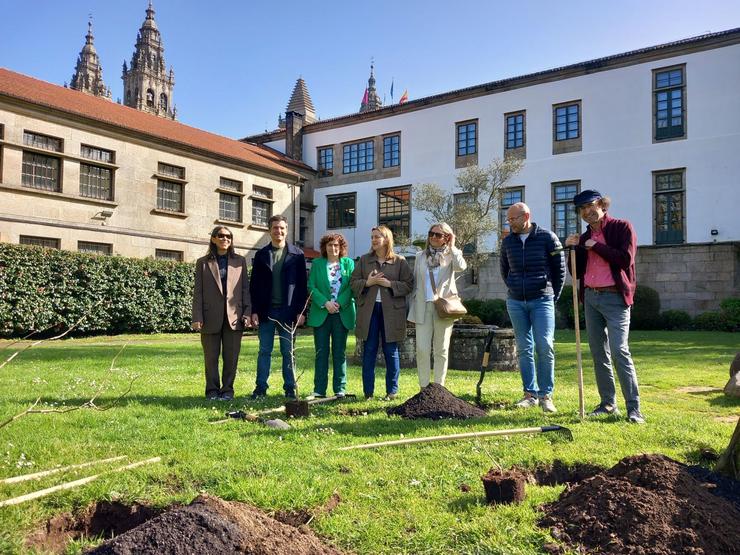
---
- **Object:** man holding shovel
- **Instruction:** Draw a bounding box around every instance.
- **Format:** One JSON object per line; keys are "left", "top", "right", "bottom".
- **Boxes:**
{"left": 501, "top": 203, "right": 565, "bottom": 413}
{"left": 565, "top": 190, "right": 645, "bottom": 424}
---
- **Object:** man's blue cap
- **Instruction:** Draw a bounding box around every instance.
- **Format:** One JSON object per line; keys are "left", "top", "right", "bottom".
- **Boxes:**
{"left": 573, "top": 189, "right": 603, "bottom": 206}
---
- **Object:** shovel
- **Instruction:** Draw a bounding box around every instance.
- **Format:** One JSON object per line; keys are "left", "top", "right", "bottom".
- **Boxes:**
{"left": 475, "top": 329, "right": 498, "bottom": 406}
{"left": 569, "top": 248, "right": 585, "bottom": 419}
{"left": 338, "top": 425, "right": 573, "bottom": 451}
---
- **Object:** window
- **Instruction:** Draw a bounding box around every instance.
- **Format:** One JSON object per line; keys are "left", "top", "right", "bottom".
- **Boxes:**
{"left": 78, "top": 241, "right": 112, "bottom": 255}
{"left": 383, "top": 135, "right": 400, "bottom": 168}
{"left": 298, "top": 215, "right": 307, "bottom": 247}
{"left": 159, "top": 93, "right": 168, "bottom": 111}
{"left": 22, "top": 131, "right": 62, "bottom": 192}
{"left": 378, "top": 186, "right": 411, "bottom": 240}
{"left": 499, "top": 187, "right": 525, "bottom": 235}
{"left": 327, "top": 193, "right": 356, "bottom": 228}
{"left": 219, "top": 192, "right": 242, "bottom": 222}
{"left": 146, "top": 89, "right": 155, "bottom": 107}
{"left": 554, "top": 103, "right": 579, "bottom": 141}
{"left": 22, "top": 152, "right": 60, "bottom": 192}
{"left": 218, "top": 178, "right": 243, "bottom": 222}
{"left": 251, "top": 186, "right": 273, "bottom": 227}
{"left": 157, "top": 162, "right": 185, "bottom": 179}
{"left": 318, "top": 147, "right": 334, "bottom": 177}
{"left": 654, "top": 66, "right": 685, "bottom": 140}
{"left": 157, "top": 180, "right": 184, "bottom": 212}
{"left": 155, "top": 249, "right": 183, "bottom": 261}
{"left": 654, "top": 169, "right": 685, "bottom": 244}
{"left": 19, "top": 235, "right": 60, "bottom": 249}
{"left": 80, "top": 164, "right": 112, "bottom": 200}
{"left": 81, "top": 145, "right": 114, "bottom": 163}
{"left": 219, "top": 177, "right": 242, "bottom": 192}
{"left": 343, "top": 140, "right": 374, "bottom": 173}
{"left": 552, "top": 182, "right": 580, "bottom": 243}
{"left": 456, "top": 121, "right": 477, "bottom": 156}
{"left": 23, "top": 131, "right": 62, "bottom": 152}
{"left": 505, "top": 112, "right": 525, "bottom": 150}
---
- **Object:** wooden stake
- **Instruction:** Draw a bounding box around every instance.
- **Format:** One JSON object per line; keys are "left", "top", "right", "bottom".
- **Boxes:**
{"left": 0, "top": 457, "right": 160, "bottom": 507}
{"left": 1, "top": 456, "right": 126, "bottom": 485}
{"left": 570, "top": 249, "right": 585, "bottom": 420}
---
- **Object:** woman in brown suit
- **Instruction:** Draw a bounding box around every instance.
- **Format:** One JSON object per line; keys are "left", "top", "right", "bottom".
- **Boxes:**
{"left": 351, "top": 226, "right": 414, "bottom": 399}
{"left": 192, "top": 226, "right": 251, "bottom": 401}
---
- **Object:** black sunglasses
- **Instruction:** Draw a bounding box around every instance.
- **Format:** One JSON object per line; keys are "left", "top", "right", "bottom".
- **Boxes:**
{"left": 428, "top": 231, "right": 446, "bottom": 239}
{"left": 215, "top": 233, "right": 232, "bottom": 240}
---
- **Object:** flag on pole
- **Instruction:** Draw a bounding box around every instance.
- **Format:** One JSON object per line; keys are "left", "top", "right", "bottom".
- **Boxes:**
{"left": 361, "top": 87, "right": 368, "bottom": 107}
{"left": 390, "top": 79, "right": 394, "bottom": 102}
{"left": 399, "top": 89, "right": 408, "bottom": 104}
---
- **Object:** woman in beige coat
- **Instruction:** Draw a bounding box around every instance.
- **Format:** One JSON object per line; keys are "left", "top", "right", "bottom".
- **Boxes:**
{"left": 408, "top": 222, "right": 467, "bottom": 388}
{"left": 351, "top": 226, "right": 414, "bottom": 399}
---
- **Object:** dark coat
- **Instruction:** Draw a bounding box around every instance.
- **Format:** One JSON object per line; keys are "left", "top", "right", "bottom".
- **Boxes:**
{"left": 500, "top": 222, "right": 566, "bottom": 302}
{"left": 249, "top": 242, "right": 308, "bottom": 324}
{"left": 570, "top": 213, "right": 637, "bottom": 306}
{"left": 192, "top": 253, "right": 251, "bottom": 333}
{"left": 350, "top": 253, "right": 414, "bottom": 343}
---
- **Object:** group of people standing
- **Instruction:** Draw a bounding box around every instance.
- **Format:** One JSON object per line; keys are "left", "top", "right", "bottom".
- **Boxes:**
{"left": 193, "top": 187, "right": 645, "bottom": 424}
{"left": 191, "top": 216, "right": 466, "bottom": 402}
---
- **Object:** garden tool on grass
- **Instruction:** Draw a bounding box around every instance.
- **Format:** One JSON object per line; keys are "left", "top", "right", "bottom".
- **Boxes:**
{"left": 338, "top": 425, "right": 573, "bottom": 451}
{"left": 475, "top": 328, "right": 498, "bottom": 406}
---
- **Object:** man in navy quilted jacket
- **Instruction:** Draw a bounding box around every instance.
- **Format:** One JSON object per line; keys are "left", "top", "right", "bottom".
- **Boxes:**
{"left": 500, "top": 202, "right": 565, "bottom": 413}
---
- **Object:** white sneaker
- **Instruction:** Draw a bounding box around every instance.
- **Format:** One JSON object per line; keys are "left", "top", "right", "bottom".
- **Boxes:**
{"left": 539, "top": 395, "right": 557, "bottom": 413}
{"left": 514, "top": 394, "right": 538, "bottom": 408}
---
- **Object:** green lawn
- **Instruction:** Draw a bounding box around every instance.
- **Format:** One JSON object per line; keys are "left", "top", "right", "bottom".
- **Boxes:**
{"left": 0, "top": 330, "right": 738, "bottom": 554}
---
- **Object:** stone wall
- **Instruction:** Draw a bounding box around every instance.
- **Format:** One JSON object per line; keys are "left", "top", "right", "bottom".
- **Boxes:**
{"left": 462, "top": 242, "right": 740, "bottom": 316}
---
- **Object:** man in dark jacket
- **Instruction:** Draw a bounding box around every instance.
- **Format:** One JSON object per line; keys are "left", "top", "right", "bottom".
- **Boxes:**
{"left": 565, "top": 190, "right": 644, "bottom": 424}
{"left": 501, "top": 203, "right": 565, "bottom": 413}
{"left": 249, "top": 215, "right": 308, "bottom": 399}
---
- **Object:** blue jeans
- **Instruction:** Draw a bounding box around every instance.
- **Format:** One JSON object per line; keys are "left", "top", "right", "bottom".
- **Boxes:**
{"left": 256, "top": 307, "right": 295, "bottom": 395}
{"left": 506, "top": 296, "right": 555, "bottom": 397}
{"left": 362, "top": 302, "right": 400, "bottom": 397}
{"left": 584, "top": 289, "right": 640, "bottom": 411}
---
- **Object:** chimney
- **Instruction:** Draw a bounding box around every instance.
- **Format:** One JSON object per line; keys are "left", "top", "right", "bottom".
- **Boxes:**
{"left": 284, "top": 111, "right": 304, "bottom": 161}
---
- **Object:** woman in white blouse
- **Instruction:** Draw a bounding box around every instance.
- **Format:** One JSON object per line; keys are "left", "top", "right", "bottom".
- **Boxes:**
{"left": 408, "top": 222, "right": 467, "bottom": 388}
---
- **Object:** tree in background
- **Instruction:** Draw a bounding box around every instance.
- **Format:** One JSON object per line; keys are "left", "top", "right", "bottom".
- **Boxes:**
{"left": 413, "top": 157, "right": 524, "bottom": 272}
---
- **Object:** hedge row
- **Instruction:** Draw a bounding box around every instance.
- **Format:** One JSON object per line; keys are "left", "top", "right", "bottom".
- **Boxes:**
{"left": 0, "top": 243, "right": 194, "bottom": 337}
{"left": 466, "top": 284, "right": 739, "bottom": 332}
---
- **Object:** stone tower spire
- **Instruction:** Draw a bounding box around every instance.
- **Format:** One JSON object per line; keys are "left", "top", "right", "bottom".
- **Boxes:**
{"left": 359, "top": 62, "right": 382, "bottom": 113}
{"left": 70, "top": 19, "right": 111, "bottom": 99}
{"left": 122, "top": 1, "right": 176, "bottom": 119}
{"left": 279, "top": 77, "right": 317, "bottom": 128}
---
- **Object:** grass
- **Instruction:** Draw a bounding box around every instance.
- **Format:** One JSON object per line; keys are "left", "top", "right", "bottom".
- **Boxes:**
{"left": 0, "top": 330, "right": 738, "bottom": 554}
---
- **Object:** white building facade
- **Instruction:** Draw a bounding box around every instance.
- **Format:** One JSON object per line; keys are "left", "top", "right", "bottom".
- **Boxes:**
{"left": 249, "top": 29, "right": 740, "bottom": 313}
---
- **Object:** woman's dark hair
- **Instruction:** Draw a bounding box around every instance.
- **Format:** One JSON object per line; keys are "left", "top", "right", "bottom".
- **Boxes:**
{"left": 319, "top": 233, "right": 348, "bottom": 258}
{"left": 206, "top": 225, "right": 235, "bottom": 257}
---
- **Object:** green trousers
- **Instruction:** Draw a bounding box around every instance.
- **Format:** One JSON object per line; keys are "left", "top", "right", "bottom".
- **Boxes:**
{"left": 313, "top": 313, "right": 349, "bottom": 396}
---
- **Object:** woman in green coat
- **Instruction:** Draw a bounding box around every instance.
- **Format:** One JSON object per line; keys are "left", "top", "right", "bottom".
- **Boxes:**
{"left": 307, "top": 233, "right": 356, "bottom": 398}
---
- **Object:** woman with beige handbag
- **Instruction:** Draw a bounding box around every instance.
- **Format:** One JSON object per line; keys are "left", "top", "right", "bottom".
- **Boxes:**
{"left": 408, "top": 222, "right": 467, "bottom": 388}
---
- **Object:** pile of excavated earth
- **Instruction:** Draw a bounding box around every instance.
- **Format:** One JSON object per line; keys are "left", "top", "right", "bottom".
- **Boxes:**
{"left": 539, "top": 453, "right": 740, "bottom": 555}
{"left": 386, "top": 383, "right": 487, "bottom": 419}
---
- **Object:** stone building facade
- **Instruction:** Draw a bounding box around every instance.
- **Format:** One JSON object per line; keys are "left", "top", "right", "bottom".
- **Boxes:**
{"left": 0, "top": 69, "right": 310, "bottom": 262}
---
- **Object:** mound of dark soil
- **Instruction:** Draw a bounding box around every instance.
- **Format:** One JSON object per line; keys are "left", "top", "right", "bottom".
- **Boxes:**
{"left": 529, "top": 460, "right": 603, "bottom": 486}
{"left": 386, "top": 383, "right": 487, "bottom": 420}
{"left": 86, "top": 494, "right": 345, "bottom": 555}
{"left": 539, "top": 454, "right": 740, "bottom": 555}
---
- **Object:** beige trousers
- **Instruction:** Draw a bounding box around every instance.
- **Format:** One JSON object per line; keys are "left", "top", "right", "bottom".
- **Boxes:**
{"left": 415, "top": 301, "right": 455, "bottom": 388}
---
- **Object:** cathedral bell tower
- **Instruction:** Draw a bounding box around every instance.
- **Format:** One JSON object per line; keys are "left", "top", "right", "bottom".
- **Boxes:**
{"left": 122, "top": 1, "right": 176, "bottom": 119}
{"left": 70, "top": 20, "right": 111, "bottom": 99}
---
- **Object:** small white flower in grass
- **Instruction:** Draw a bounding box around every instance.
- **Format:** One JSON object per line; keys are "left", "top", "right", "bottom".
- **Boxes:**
{"left": 409, "top": 479, "right": 421, "bottom": 487}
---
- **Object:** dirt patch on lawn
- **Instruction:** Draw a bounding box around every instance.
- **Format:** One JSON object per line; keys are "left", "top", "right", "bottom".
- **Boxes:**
{"left": 386, "top": 383, "right": 487, "bottom": 420}
{"left": 539, "top": 454, "right": 740, "bottom": 555}
{"left": 528, "top": 460, "right": 603, "bottom": 486}
{"left": 675, "top": 386, "right": 722, "bottom": 393}
{"left": 715, "top": 415, "right": 740, "bottom": 424}
{"left": 28, "top": 495, "right": 347, "bottom": 554}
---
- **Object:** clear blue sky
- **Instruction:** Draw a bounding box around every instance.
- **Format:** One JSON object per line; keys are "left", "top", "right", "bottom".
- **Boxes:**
{"left": 2, "top": 0, "right": 739, "bottom": 139}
